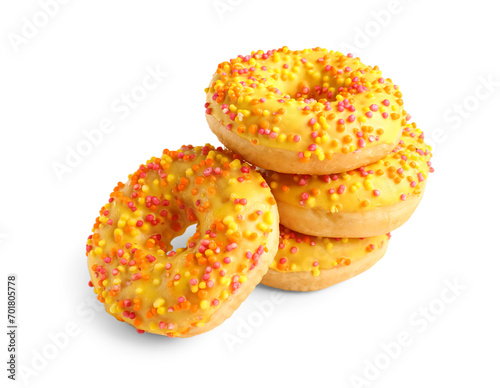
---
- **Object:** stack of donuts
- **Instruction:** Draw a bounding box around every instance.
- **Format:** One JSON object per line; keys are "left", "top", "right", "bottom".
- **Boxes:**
{"left": 204, "top": 47, "right": 433, "bottom": 291}
{"left": 86, "top": 47, "right": 433, "bottom": 338}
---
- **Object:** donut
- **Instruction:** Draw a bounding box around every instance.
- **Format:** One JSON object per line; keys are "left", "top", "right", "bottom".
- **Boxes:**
{"left": 262, "top": 122, "right": 433, "bottom": 238}
{"left": 261, "top": 225, "right": 390, "bottom": 291}
{"left": 205, "top": 46, "right": 409, "bottom": 175}
{"left": 86, "top": 145, "right": 279, "bottom": 337}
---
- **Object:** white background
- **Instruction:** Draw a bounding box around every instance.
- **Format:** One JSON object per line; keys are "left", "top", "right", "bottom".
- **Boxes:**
{"left": 1, "top": 0, "right": 499, "bottom": 387}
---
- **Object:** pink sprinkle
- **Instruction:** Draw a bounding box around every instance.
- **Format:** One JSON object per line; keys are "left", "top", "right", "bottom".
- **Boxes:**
{"left": 382, "top": 99, "right": 390, "bottom": 106}
{"left": 373, "top": 190, "right": 380, "bottom": 196}
{"left": 203, "top": 167, "right": 214, "bottom": 177}
{"left": 401, "top": 194, "right": 407, "bottom": 201}
{"left": 348, "top": 115, "right": 355, "bottom": 122}
{"left": 370, "top": 104, "right": 379, "bottom": 112}
{"left": 226, "top": 242, "right": 237, "bottom": 252}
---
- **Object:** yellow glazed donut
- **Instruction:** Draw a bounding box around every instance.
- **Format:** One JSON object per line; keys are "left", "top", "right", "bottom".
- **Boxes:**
{"left": 205, "top": 46, "right": 409, "bottom": 174}
{"left": 262, "top": 123, "right": 433, "bottom": 238}
{"left": 86, "top": 145, "right": 279, "bottom": 337}
{"left": 261, "top": 225, "right": 390, "bottom": 291}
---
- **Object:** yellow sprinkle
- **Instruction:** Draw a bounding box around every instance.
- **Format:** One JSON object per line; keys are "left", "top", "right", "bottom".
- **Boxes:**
{"left": 223, "top": 216, "right": 234, "bottom": 225}
{"left": 110, "top": 303, "right": 119, "bottom": 313}
{"left": 257, "top": 223, "right": 268, "bottom": 232}
{"left": 153, "top": 298, "right": 165, "bottom": 308}
{"left": 200, "top": 300, "right": 209, "bottom": 310}
{"left": 154, "top": 263, "right": 163, "bottom": 271}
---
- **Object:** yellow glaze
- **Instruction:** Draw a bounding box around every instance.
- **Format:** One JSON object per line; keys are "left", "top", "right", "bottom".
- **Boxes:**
{"left": 263, "top": 123, "right": 433, "bottom": 212}
{"left": 205, "top": 47, "right": 408, "bottom": 163}
{"left": 86, "top": 145, "right": 278, "bottom": 337}
{"left": 272, "top": 225, "right": 389, "bottom": 277}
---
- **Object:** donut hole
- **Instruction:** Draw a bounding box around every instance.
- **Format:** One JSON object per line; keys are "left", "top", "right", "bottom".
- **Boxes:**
{"left": 170, "top": 224, "right": 198, "bottom": 251}
{"left": 278, "top": 79, "right": 339, "bottom": 104}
